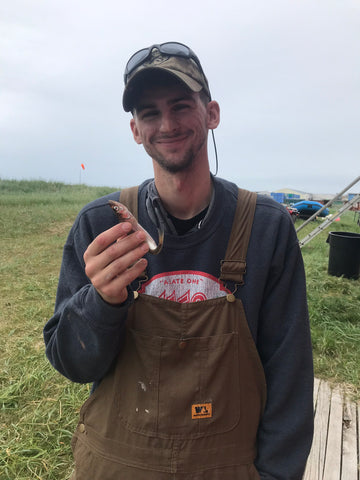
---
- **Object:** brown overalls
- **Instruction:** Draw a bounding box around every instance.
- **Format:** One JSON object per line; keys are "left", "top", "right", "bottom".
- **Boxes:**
{"left": 70, "top": 188, "right": 267, "bottom": 479}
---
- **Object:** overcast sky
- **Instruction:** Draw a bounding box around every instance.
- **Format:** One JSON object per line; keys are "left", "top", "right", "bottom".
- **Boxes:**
{"left": 1, "top": 0, "right": 359, "bottom": 194}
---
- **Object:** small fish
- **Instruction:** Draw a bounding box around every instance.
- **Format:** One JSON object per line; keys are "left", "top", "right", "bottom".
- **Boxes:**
{"left": 109, "top": 200, "right": 164, "bottom": 255}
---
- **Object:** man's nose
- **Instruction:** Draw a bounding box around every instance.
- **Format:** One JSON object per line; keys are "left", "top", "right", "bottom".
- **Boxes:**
{"left": 159, "top": 111, "right": 177, "bottom": 133}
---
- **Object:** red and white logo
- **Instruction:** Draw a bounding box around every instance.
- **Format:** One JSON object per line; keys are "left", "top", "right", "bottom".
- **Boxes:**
{"left": 138, "top": 270, "right": 230, "bottom": 303}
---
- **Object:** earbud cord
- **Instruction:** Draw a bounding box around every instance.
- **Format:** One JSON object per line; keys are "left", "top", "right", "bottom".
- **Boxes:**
{"left": 211, "top": 129, "right": 218, "bottom": 176}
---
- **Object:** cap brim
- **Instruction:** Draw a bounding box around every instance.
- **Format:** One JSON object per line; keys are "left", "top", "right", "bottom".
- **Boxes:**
{"left": 122, "top": 67, "right": 204, "bottom": 112}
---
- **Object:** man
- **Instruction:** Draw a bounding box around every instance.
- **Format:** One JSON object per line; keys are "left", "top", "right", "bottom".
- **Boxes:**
{"left": 44, "top": 42, "right": 314, "bottom": 479}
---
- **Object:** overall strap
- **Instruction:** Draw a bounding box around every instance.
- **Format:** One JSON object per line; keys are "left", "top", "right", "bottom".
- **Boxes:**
{"left": 219, "top": 188, "right": 257, "bottom": 286}
{"left": 119, "top": 186, "right": 139, "bottom": 218}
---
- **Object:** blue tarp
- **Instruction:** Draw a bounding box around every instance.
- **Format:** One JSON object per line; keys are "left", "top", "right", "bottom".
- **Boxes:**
{"left": 292, "top": 201, "right": 329, "bottom": 217}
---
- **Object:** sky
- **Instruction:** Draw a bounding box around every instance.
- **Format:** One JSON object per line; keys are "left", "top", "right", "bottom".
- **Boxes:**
{"left": 1, "top": 0, "right": 359, "bottom": 194}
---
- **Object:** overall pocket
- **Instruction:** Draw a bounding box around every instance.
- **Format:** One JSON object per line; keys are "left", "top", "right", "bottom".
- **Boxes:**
{"left": 116, "top": 328, "right": 241, "bottom": 439}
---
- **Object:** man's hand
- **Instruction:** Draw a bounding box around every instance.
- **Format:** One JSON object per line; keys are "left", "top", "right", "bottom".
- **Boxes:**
{"left": 84, "top": 222, "right": 149, "bottom": 305}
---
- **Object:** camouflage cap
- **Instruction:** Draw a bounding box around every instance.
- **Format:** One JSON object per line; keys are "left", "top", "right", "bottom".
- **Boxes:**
{"left": 122, "top": 47, "right": 211, "bottom": 112}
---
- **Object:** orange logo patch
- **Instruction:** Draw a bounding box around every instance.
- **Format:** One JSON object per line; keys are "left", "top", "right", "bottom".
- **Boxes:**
{"left": 191, "top": 403, "right": 212, "bottom": 419}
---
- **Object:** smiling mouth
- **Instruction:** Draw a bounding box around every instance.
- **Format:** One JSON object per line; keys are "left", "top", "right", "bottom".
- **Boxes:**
{"left": 155, "top": 134, "right": 189, "bottom": 145}
{"left": 157, "top": 136, "right": 185, "bottom": 142}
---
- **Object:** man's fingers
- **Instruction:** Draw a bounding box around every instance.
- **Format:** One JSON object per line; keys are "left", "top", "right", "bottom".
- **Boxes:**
{"left": 85, "top": 222, "right": 132, "bottom": 259}
{"left": 96, "top": 257, "right": 148, "bottom": 305}
{"left": 100, "top": 241, "right": 149, "bottom": 285}
{"left": 84, "top": 228, "right": 147, "bottom": 276}
{"left": 82, "top": 222, "right": 150, "bottom": 305}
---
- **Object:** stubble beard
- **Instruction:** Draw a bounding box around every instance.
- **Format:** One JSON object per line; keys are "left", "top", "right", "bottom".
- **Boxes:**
{"left": 148, "top": 136, "right": 207, "bottom": 174}
{"left": 152, "top": 149, "right": 195, "bottom": 174}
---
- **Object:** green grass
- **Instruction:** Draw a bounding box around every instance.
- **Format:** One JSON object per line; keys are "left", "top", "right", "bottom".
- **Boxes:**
{"left": 0, "top": 180, "right": 113, "bottom": 479}
{"left": 297, "top": 210, "right": 360, "bottom": 392}
{"left": 1, "top": 179, "right": 359, "bottom": 479}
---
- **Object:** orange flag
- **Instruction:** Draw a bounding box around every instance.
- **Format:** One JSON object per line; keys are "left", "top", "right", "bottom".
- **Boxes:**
{"left": 81, "top": 163, "right": 85, "bottom": 170}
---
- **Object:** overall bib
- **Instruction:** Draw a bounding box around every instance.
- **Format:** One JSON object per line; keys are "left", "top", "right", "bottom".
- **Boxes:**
{"left": 71, "top": 188, "right": 267, "bottom": 479}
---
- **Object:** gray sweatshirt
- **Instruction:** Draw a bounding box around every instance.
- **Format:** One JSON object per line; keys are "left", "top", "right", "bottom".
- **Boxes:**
{"left": 44, "top": 177, "right": 313, "bottom": 479}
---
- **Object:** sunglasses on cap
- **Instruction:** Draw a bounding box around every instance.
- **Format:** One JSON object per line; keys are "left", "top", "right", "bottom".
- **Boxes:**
{"left": 124, "top": 42, "right": 205, "bottom": 84}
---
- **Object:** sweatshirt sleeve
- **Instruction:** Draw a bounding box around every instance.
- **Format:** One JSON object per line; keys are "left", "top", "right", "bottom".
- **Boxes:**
{"left": 43, "top": 200, "right": 131, "bottom": 384}
{"left": 253, "top": 212, "right": 314, "bottom": 479}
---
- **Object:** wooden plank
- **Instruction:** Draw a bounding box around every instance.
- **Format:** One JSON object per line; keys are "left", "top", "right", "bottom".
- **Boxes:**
{"left": 357, "top": 403, "right": 360, "bottom": 480}
{"left": 341, "top": 398, "right": 358, "bottom": 479}
{"left": 303, "top": 380, "right": 360, "bottom": 480}
{"left": 323, "top": 386, "right": 343, "bottom": 479}
{"left": 303, "top": 377, "right": 319, "bottom": 479}
{"left": 358, "top": 402, "right": 360, "bottom": 479}
{"left": 303, "top": 380, "right": 331, "bottom": 479}
{"left": 313, "top": 377, "right": 320, "bottom": 411}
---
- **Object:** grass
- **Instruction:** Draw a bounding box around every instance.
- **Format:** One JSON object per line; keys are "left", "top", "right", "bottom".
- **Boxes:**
{"left": 0, "top": 180, "right": 113, "bottom": 479}
{"left": 1, "top": 179, "right": 359, "bottom": 479}
{"left": 297, "top": 209, "right": 360, "bottom": 392}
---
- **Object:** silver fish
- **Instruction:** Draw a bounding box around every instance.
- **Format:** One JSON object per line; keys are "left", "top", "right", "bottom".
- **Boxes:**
{"left": 109, "top": 200, "right": 164, "bottom": 255}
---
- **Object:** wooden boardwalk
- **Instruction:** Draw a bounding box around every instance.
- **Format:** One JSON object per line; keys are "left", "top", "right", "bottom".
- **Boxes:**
{"left": 303, "top": 378, "right": 359, "bottom": 479}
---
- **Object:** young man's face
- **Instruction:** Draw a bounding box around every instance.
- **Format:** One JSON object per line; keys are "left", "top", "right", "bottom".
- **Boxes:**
{"left": 130, "top": 82, "right": 219, "bottom": 174}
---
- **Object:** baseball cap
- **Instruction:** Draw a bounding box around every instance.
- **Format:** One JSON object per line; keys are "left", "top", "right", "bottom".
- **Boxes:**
{"left": 122, "top": 42, "right": 211, "bottom": 112}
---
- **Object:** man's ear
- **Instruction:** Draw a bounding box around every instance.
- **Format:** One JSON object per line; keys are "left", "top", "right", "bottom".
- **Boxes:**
{"left": 130, "top": 118, "right": 143, "bottom": 144}
{"left": 206, "top": 101, "right": 220, "bottom": 130}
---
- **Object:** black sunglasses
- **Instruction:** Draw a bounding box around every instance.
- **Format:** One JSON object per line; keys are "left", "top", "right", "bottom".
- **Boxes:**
{"left": 124, "top": 42, "right": 205, "bottom": 84}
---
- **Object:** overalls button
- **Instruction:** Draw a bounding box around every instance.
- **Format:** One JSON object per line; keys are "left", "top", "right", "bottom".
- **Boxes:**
{"left": 178, "top": 341, "right": 187, "bottom": 350}
{"left": 133, "top": 291, "right": 139, "bottom": 300}
{"left": 78, "top": 423, "right": 86, "bottom": 433}
{"left": 226, "top": 294, "right": 236, "bottom": 303}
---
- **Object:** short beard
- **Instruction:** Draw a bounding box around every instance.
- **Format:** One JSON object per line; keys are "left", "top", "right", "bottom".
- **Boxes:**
{"left": 152, "top": 150, "right": 195, "bottom": 174}
{"left": 148, "top": 137, "right": 207, "bottom": 174}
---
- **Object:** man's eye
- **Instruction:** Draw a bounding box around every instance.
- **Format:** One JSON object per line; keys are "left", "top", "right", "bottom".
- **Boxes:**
{"left": 142, "top": 110, "right": 158, "bottom": 119}
{"left": 174, "top": 104, "right": 190, "bottom": 111}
